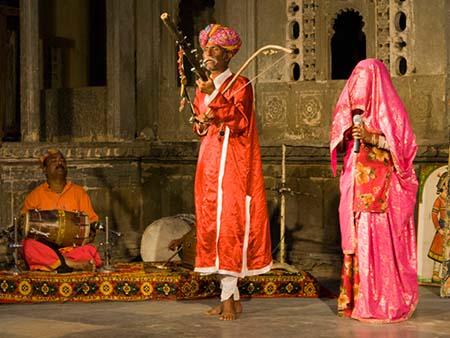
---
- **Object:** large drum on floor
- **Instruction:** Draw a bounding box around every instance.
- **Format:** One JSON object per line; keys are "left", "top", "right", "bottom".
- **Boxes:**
{"left": 140, "top": 214, "right": 195, "bottom": 265}
{"left": 23, "top": 210, "right": 92, "bottom": 247}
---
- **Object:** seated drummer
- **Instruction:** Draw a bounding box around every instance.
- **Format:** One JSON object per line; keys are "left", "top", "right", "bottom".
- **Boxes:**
{"left": 21, "top": 148, "right": 102, "bottom": 272}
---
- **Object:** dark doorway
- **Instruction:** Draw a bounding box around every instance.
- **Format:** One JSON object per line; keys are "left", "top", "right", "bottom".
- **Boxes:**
{"left": 89, "top": 0, "right": 106, "bottom": 86}
{"left": 331, "top": 9, "right": 366, "bottom": 80}
{"left": 177, "top": 0, "right": 215, "bottom": 86}
{"left": 40, "top": 0, "right": 106, "bottom": 88}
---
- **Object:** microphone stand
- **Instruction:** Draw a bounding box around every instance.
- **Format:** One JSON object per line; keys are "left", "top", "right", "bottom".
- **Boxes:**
{"left": 100, "top": 216, "right": 115, "bottom": 273}
{"left": 271, "top": 145, "right": 299, "bottom": 273}
{"left": 8, "top": 217, "right": 22, "bottom": 275}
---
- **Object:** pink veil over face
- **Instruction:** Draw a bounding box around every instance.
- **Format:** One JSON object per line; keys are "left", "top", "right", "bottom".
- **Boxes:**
{"left": 330, "top": 58, "right": 418, "bottom": 253}
{"left": 331, "top": 59, "right": 417, "bottom": 176}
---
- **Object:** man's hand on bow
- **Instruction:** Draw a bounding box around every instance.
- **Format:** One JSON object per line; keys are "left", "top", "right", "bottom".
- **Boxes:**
{"left": 196, "top": 77, "right": 215, "bottom": 95}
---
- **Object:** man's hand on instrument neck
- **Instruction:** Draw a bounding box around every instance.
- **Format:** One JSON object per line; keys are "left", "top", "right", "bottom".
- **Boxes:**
{"left": 196, "top": 77, "right": 215, "bottom": 95}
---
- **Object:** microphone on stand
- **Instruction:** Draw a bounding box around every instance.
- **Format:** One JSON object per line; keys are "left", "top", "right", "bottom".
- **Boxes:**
{"left": 352, "top": 114, "right": 362, "bottom": 153}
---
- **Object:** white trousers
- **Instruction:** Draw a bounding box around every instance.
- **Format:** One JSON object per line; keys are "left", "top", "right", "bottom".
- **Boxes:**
{"left": 220, "top": 275, "right": 240, "bottom": 302}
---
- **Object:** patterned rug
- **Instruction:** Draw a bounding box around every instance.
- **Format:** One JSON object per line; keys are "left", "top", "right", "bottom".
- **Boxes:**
{"left": 0, "top": 262, "right": 320, "bottom": 303}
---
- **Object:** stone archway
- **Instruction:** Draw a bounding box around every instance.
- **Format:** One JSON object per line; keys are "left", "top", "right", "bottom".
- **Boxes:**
{"left": 331, "top": 9, "right": 366, "bottom": 80}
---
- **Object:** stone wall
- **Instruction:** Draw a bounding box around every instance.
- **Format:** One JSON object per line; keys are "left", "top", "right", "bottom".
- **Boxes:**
{"left": 33, "top": 0, "right": 447, "bottom": 147}
{"left": 0, "top": 142, "right": 447, "bottom": 277}
{"left": 1, "top": 0, "right": 448, "bottom": 278}
{"left": 43, "top": 87, "right": 107, "bottom": 142}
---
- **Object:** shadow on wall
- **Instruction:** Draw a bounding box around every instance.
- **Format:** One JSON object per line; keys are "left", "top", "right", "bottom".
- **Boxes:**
{"left": 269, "top": 201, "right": 301, "bottom": 264}
{"left": 90, "top": 166, "right": 142, "bottom": 261}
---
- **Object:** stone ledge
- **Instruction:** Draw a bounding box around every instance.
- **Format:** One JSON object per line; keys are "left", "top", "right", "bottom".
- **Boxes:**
{"left": 0, "top": 142, "right": 447, "bottom": 163}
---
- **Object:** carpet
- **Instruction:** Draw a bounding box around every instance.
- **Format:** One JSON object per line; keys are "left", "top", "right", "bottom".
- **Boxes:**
{"left": 0, "top": 262, "right": 320, "bottom": 303}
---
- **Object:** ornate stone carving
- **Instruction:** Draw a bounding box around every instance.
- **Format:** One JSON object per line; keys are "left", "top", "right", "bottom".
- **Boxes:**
{"left": 280, "top": 91, "right": 324, "bottom": 142}
{"left": 411, "top": 94, "right": 432, "bottom": 117}
{"left": 262, "top": 92, "right": 288, "bottom": 126}
{"left": 375, "top": 0, "right": 390, "bottom": 68}
{"left": 285, "top": 0, "right": 317, "bottom": 81}
{"left": 285, "top": 0, "right": 302, "bottom": 82}
{"left": 302, "top": 0, "right": 317, "bottom": 80}
{"left": 298, "top": 95, "right": 322, "bottom": 127}
{"left": 389, "top": 0, "right": 414, "bottom": 76}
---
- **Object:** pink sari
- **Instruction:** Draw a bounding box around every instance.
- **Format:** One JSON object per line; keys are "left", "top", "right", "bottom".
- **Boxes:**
{"left": 330, "top": 59, "right": 418, "bottom": 323}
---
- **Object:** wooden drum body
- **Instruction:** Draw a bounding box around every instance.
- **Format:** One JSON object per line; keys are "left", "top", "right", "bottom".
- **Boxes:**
{"left": 178, "top": 227, "right": 196, "bottom": 269}
{"left": 24, "top": 210, "right": 91, "bottom": 247}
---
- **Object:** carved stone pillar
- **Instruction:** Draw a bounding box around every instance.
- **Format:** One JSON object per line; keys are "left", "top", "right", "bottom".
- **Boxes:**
{"left": 106, "top": 0, "right": 136, "bottom": 140}
{"left": 375, "top": 0, "right": 390, "bottom": 67}
{"left": 0, "top": 11, "right": 6, "bottom": 140}
{"left": 136, "top": 0, "right": 160, "bottom": 136}
{"left": 20, "top": 0, "right": 40, "bottom": 142}
{"left": 389, "top": 0, "right": 414, "bottom": 76}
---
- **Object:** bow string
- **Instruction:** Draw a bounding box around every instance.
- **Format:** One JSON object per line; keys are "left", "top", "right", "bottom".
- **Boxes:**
{"left": 197, "top": 45, "right": 295, "bottom": 127}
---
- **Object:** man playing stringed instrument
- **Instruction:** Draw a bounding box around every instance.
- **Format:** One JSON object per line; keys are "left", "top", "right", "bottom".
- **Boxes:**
{"left": 192, "top": 24, "right": 272, "bottom": 321}
{"left": 21, "top": 148, "right": 102, "bottom": 272}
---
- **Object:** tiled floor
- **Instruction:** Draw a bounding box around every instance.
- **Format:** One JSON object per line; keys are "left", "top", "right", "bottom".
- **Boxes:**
{"left": 0, "top": 284, "right": 449, "bottom": 338}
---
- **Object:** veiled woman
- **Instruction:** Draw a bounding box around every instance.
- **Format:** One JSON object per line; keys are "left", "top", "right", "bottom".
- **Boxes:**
{"left": 330, "top": 58, "right": 418, "bottom": 323}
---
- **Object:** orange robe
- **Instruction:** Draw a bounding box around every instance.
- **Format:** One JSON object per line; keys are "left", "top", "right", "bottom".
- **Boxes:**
{"left": 21, "top": 181, "right": 102, "bottom": 271}
{"left": 193, "top": 72, "right": 272, "bottom": 277}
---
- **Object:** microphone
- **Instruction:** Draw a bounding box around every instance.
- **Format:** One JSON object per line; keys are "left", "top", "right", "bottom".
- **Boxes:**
{"left": 352, "top": 114, "right": 362, "bottom": 153}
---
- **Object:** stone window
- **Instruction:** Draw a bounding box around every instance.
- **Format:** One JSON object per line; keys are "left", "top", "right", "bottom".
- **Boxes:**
{"left": 394, "top": 11, "right": 407, "bottom": 32}
{"left": 289, "top": 20, "right": 300, "bottom": 40}
{"left": 290, "top": 62, "right": 301, "bottom": 81}
{"left": 395, "top": 56, "right": 407, "bottom": 75}
{"left": 331, "top": 9, "right": 366, "bottom": 80}
{"left": 177, "top": 0, "right": 215, "bottom": 86}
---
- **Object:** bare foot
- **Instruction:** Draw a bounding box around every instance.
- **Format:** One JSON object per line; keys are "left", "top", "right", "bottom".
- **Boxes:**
{"left": 90, "top": 260, "right": 97, "bottom": 272}
{"left": 234, "top": 300, "right": 243, "bottom": 314}
{"left": 219, "top": 298, "right": 236, "bottom": 321}
{"left": 206, "top": 300, "right": 242, "bottom": 316}
{"left": 205, "top": 303, "right": 223, "bottom": 316}
{"left": 66, "top": 259, "right": 94, "bottom": 271}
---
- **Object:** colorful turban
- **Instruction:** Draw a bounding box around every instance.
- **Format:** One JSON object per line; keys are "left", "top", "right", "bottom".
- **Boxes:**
{"left": 40, "top": 148, "right": 64, "bottom": 167}
{"left": 199, "top": 24, "right": 242, "bottom": 56}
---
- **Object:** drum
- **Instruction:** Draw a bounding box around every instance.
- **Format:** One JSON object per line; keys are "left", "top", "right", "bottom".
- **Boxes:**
{"left": 178, "top": 227, "right": 196, "bottom": 269}
{"left": 140, "top": 214, "right": 195, "bottom": 265}
{"left": 23, "top": 210, "right": 92, "bottom": 247}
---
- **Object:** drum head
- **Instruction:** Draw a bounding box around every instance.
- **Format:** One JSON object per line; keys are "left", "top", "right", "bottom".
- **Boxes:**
{"left": 140, "top": 214, "right": 194, "bottom": 262}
